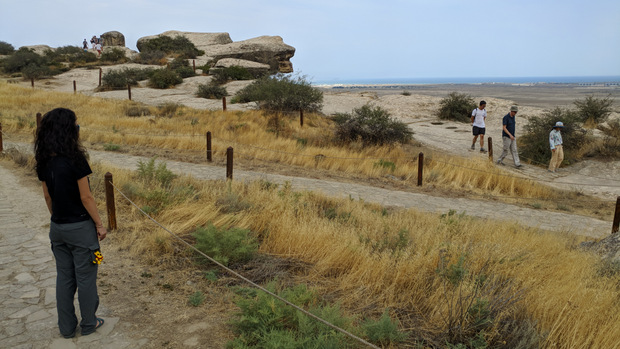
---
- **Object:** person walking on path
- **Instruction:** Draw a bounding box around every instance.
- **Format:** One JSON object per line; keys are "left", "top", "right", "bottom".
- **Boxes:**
{"left": 34, "top": 108, "right": 107, "bottom": 339}
{"left": 497, "top": 105, "right": 522, "bottom": 168}
{"left": 470, "top": 100, "right": 487, "bottom": 153}
{"left": 548, "top": 121, "right": 564, "bottom": 172}
{"left": 82, "top": 39, "right": 88, "bottom": 51}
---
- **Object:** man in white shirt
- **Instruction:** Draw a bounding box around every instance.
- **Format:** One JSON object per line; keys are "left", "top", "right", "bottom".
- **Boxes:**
{"left": 470, "top": 100, "right": 487, "bottom": 153}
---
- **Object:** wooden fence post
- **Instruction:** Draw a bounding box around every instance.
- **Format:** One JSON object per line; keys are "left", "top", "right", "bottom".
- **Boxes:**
{"left": 99, "top": 68, "right": 102, "bottom": 87}
{"left": 417, "top": 152, "right": 424, "bottom": 186}
{"left": 206, "top": 131, "right": 212, "bottom": 162}
{"left": 192, "top": 59, "right": 196, "bottom": 73}
{"left": 226, "top": 147, "right": 233, "bottom": 180}
{"left": 300, "top": 110, "right": 304, "bottom": 127}
{"left": 73, "top": 80, "right": 77, "bottom": 94}
{"left": 104, "top": 172, "right": 117, "bottom": 230}
{"left": 36, "top": 113, "right": 42, "bottom": 130}
{"left": 488, "top": 136, "right": 493, "bottom": 161}
{"left": 128, "top": 84, "right": 132, "bottom": 100}
{"left": 31, "top": 78, "right": 34, "bottom": 88}
{"left": 613, "top": 196, "right": 620, "bottom": 234}
{"left": 0, "top": 123, "right": 3, "bottom": 152}
{"left": 222, "top": 96, "right": 227, "bottom": 111}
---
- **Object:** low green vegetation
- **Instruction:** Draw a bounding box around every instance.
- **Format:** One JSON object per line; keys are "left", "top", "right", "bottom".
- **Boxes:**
{"left": 211, "top": 66, "right": 256, "bottom": 85}
{"left": 196, "top": 83, "right": 228, "bottom": 99}
{"left": 139, "top": 35, "right": 204, "bottom": 59}
{"left": 192, "top": 224, "right": 258, "bottom": 266}
{"left": 437, "top": 92, "right": 476, "bottom": 122}
{"left": 0, "top": 40, "right": 15, "bottom": 55}
{"left": 99, "top": 47, "right": 128, "bottom": 64}
{"left": 0, "top": 46, "right": 97, "bottom": 79}
{"left": 227, "top": 282, "right": 408, "bottom": 348}
{"left": 333, "top": 104, "right": 413, "bottom": 145}
{"left": 234, "top": 74, "right": 323, "bottom": 113}
{"left": 101, "top": 67, "right": 154, "bottom": 91}
{"left": 148, "top": 68, "right": 183, "bottom": 89}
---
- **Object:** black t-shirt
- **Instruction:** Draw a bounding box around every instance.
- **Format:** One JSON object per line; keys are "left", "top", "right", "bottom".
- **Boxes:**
{"left": 38, "top": 156, "right": 93, "bottom": 224}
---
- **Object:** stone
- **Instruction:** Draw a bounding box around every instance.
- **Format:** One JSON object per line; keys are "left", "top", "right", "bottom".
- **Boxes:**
{"left": 101, "top": 31, "right": 125, "bottom": 47}
{"left": 136, "top": 31, "right": 233, "bottom": 52}
{"left": 211, "top": 58, "right": 271, "bottom": 76}
{"left": 19, "top": 45, "right": 54, "bottom": 55}
{"left": 14, "top": 272, "right": 35, "bottom": 284}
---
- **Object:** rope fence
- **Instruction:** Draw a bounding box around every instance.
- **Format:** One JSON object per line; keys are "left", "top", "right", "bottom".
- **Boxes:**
{"left": 104, "top": 175, "right": 381, "bottom": 349}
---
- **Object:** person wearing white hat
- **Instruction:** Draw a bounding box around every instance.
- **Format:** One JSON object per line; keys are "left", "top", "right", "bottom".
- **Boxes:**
{"left": 548, "top": 121, "right": 564, "bottom": 172}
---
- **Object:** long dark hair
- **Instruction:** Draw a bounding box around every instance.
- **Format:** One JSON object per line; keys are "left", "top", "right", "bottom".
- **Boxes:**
{"left": 34, "top": 108, "right": 87, "bottom": 178}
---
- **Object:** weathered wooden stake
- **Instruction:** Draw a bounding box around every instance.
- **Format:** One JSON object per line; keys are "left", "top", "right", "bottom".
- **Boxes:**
{"left": 73, "top": 80, "right": 77, "bottom": 94}
{"left": 488, "top": 136, "right": 493, "bottom": 161}
{"left": 128, "top": 84, "right": 132, "bottom": 100}
{"left": 222, "top": 96, "right": 227, "bottom": 111}
{"left": 192, "top": 59, "right": 196, "bottom": 73}
{"left": 300, "top": 110, "right": 304, "bottom": 127}
{"left": 99, "top": 68, "right": 102, "bottom": 86}
{"left": 613, "top": 196, "right": 620, "bottom": 234}
{"left": 206, "top": 131, "right": 212, "bottom": 162}
{"left": 36, "top": 113, "right": 42, "bottom": 130}
{"left": 417, "top": 152, "right": 424, "bottom": 186}
{"left": 226, "top": 147, "right": 234, "bottom": 180}
{"left": 0, "top": 123, "right": 3, "bottom": 152}
{"left": 104, "top": 172, "right": 117, "bottom": 230}
{"left": 31, "top": 78, "right": 34, "bottom": 88}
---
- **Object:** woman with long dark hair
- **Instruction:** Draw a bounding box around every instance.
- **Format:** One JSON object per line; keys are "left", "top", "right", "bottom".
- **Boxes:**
{"left": 35, "top": 108, "right": 107, "bottom": 338}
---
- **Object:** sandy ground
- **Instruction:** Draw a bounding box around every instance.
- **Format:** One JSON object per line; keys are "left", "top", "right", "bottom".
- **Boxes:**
{"left": 14, "top": 66, "right": 620, "bottom": 200}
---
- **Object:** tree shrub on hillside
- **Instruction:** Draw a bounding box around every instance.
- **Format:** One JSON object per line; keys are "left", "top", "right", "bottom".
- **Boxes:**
{"left": 100, "top": 48, "right": 128, "bottom": 63}
{"left": 0, "top": 41, "right": 15, "bottom": 55}
{"left": 211, "top": 65, "right": 256, "bottom": 85}
{"left": 519, "top": 107, "right": 587, "bottom": 165}
{"left": 437, "top": 92, "right": 476, "bottom": 122}
{"left": 101, "top": 67, "right": 154, "bottom": 90}
{"left": 333, "top": 104, "right": 413, "bottom": 145}
{"left": 148, "top": 68, "right": 183, "bottom": 89}
{"left": 169, "top": 57, "right": 195, "bottom": 78}
{"left": 573, "top": 95, "right": 614, "bottom": 125}
{"left": 44, "top": 46, "right": 98, "bottom": 64}
{"left": 134, "top": 50, "right": 166, "bottom": 65}
{"left": 1, "top": 47, "right": 48, "bottom": 74}
{"left": 234, "top": 74, "right": 323, "bottom": 113}
{"left": 140, "top": 35, "right": 204, "bottom": 58}
{"left": 196, "top": 83, "right": 228, "bottom": 99}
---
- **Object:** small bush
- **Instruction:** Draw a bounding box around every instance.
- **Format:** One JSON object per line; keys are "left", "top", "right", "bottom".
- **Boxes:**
{"left": 124, "top": 103, "right": 151, "bottom": 117}
{"left": 103, "top": 143, "right": 121, "bottom": 151}
{"left": 139, "top": 35, "right": 204, "bottom": 58}
{"left": 188, "top": 291, "right": 205, "bottom": 307}
{"left": 1, "top": 47, "right": 48, "bottom": 75}
{"left": 235, "top": 73, "right": 323, "bottom": 113}
{"left": 169, "top": 57, "right": 195, "bottom": 78}
{"left": 137, "top": 158, "right": 177, "bottom": 187}
{"left": 333, "top": 104, "right": 413, "bottom": 145}
{"left": 437, "top": 92, "right": 476, "bottom": 122}
{"left": 0, "top": 41, "right": 15, "bottom": 55}
{"left": 134, "top": 50, "right": 166, "bottom": 65}
{"left": 197, "top": 83, "right": 228, "bottom": 99}
{"left": 148, "top": 68, "right": 183, "bottom": 89}
{"left": 361, "top": 310, "right": 408, "bottom": 346}
{"left": 573, "top": 95, "right": 614, "bottom": 125}
{"left": 211, "top": 66, "right": 255, "bottom": 85}
{"left": 157, "top": 102, "right": 181, "bottom": 117}
{"left": 192, "top": 224, "right": 258, "bottom": 266}
{"left": 100, "top": 48, "right": 127, "bottom": 63}
{"left": 21, "top": 63, "right": 51, "bottom": 79}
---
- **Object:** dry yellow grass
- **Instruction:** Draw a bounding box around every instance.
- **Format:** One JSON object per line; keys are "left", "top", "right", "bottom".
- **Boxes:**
{"left": 83, "top": 160, "right": 620, "bottom": 348}
{"left": 0, "top": 82, "right": 557, "bottom": 202}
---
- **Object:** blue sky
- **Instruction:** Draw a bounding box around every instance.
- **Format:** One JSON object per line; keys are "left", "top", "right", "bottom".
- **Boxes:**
{"left": 1, "top": 0, "right": 619, "bottom": 82}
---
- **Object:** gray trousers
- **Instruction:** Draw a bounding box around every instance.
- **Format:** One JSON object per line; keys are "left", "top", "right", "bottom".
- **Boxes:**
{"left": 50, "top": 220, "right": 100, "bottom": 336}
{"left": 498, "top": 136, "right": 521, "bottom": 166}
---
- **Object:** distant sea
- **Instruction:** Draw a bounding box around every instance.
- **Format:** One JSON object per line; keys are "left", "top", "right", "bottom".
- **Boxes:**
{"left": 312, "top": 76, "right": 620, "bottom": 87}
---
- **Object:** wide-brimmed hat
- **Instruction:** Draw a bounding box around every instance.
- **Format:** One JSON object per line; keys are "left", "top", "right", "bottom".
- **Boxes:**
{"left": 553, "top": 121, "right": 564, "bottom": 128}
{"left": 510, "top": 106, "right": 518, "bottom": 112}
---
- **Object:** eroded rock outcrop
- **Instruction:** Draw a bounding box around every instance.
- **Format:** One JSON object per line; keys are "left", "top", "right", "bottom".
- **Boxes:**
{"left": 102, "top": 31, "right": 125, "bottom": 47}
{"left": 136, "top": 31, "right": 295, "bottom": 74}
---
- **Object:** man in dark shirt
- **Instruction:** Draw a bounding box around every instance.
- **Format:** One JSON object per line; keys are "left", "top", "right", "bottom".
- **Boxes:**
{"left": 497, "top": 105, "right": 522, "bottom": 168}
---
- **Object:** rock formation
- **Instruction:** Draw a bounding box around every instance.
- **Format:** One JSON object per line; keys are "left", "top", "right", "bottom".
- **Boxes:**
{"left": 136, "top": 31, "right": 295, "bottom": 74}
{"left": 211, "top": 58, "right": 271, "bottom": 76}
{"left": 102, "top": 31, "right": 125, "bottom": 47}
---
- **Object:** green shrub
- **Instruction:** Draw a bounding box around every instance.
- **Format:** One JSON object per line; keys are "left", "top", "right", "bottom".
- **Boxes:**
{"left": 21, "top": 63, "right": 51, "bottom": 79}
{"left": 361, "top": 310, "right": 408, "bottom": 346}
{"left": 100, "top": 48, "right": 127, "bottom": 63}
{"left": 103, "top": 143, "right": 121, "bottom": 151}
{"left": 0, "top": 41, "right": 15, "bottom": 55}
{"left": 1, "top": 47, "right": 48, "bottom": 74}
{"left": 134, "top": 50, "right": 166, "bottom": 65}
{"left": 137, "top": 158, "right": 177, "bottom": 187}
{"left": 197, "top": 83, "right": 228, "bottom": 99}
{"left": 149, "top": 68, "right": 183, "bottom": 89}
{"left": 437, "top": 92, "right": 476, "bottom": 122}
{"left": 139, "top": 35, "right": 204, "bottom": 58}
{"left": 188, "top": 291, "right": 205, "bottom": 306}
{"left": 235, "top": 74, "right": 323, "bottom": 113}
{"left": 211, "top": 66, "right": 255, "bottom": 84}
{"left": 573, "top": 95, "right": 614, "bottom": 125}
{"left": 519, "top": 107, "right": 586, "bottom": 165}
{"left": 101, "top": 67, "right": 153, "bottom": 90}
{"left": 333, "top": 105, "right": 413, "bottom": 145}
{"left": 192, "top": 224, "right": 258, "bottom": 266}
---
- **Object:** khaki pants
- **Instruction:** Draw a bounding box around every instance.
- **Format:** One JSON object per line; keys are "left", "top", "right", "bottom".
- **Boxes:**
{"left": 548, "top": 145, "right": 564, "bottom": 172}
{"left": 498, "top": 137, "right": 521, "bottom": 166}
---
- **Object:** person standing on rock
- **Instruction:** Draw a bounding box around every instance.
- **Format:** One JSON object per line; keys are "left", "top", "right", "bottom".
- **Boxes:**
{"left": 470, "top": 100, "right": 487, "bottom": 153}
{"left": 35, "top": 108, "right": 107, "bottom": 338}
{"left": 548, "top": 121, "right": 564, "bottom": 172}
{"left": 497, "top": 105, "right": 522, "bottom": 168}
{"left": 82, "top": 39, "right": 88, "bottom": 51}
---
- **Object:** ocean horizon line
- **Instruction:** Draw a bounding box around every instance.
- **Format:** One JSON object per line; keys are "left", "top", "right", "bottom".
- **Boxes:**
{"left": 311, "top": 75, "right": 620, "bottom": 87}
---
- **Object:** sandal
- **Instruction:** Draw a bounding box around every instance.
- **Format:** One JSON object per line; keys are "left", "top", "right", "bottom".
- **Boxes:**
{"left": 82, "top": 317, "right": 104, "bottom": 336}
